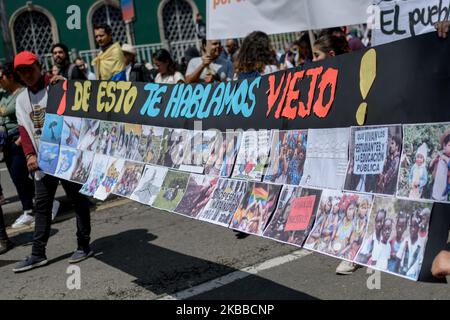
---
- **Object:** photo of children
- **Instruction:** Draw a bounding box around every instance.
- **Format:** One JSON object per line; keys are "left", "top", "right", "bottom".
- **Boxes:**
{"left": 80, "top": 154, "right": 111, "bottom": 196}
{"left": 152, "top": 170, "right": 191, "bottom": 212}
{"left": 41, "top": 114, "right": 63, "bottom": 144}
{"left": 301, "top": 128, "right": 349, "bottom": 189}
{"left": 354, "top": 196, "right": 433, "bottom": 281}
{"left": 157, "top": 129, "right": 189, "bottom": 168}
{"left": 397, "top": 123, "right": 450, "bottom": 203}
{"left": 198, "top": 179, "right": 247, "bottom": 227}
{"left": 344, "top": 125, "right": 402, "bottom": 196}
{"left": 134, "top": 126, "right": 163, "bottom": 163}
{"left": 124, "top": 124, "right": 142, "bottom": 160}
{"left": 230, "top": 182, "right": 281, "bottom": 236}
{"left": 204, "top": 131, "right": 243, "bottom": 178}
{"left": 232, "top": 130, "right": 272, "bottom": 181}
{"left": 78, "top": 119, "right": 100, "bottom": 152}
{"left": 93, "top": 158, "right": 126, "bottom": 201}
{"left": 179, "top": 130, "right": 219, "bottom": 174}
{"left": 96, "top": 121, "right": 120, "bottom": 156}
{"left": 304, "top": 190, "right": 373, "bottom": 261}
{"left": 263, "top": 130, "right": 308, "bottom": 185}
{"left": 130, "top": 165, "right": 168, "bottom": 206}
{"left": 263, "top": 186, "right": 322, "bottom": 247}
{"left": 112, "top": 123, "right": 126, "bottom": 158}
{"left": 174, "top": 174, "right": 219, "bottom": 218}
{"left": 60, "top": 116, "right": 81, "bottom": 148}
{"left": 71, "top": 150, "right": 95, "bottom": 184}
{"left": 112, "top": 161, "right": 145, "bottom": 198}
{"left": 54, "top": 146, "right": 80, "bottom": 181}
{"left": 38, "top": 141, "right": 60, "bottom": 174}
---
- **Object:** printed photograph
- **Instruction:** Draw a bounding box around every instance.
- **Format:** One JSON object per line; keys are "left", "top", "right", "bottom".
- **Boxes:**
{"left": 263, "top": 186, "right": 322, "bottom": 247}
{"left": 71, "top": 150, "right": 95, "bottom": 184}
{"left": 204, "top": 131, "right": 243, "bottom": 178}
{"left": 96, "top": 121, "right": 120, "bottom": 156}
{"left": 355, "top": 197, "right": 433, "bottom": 281}
{"left": 230, "top": 182, "right": 281, "bottom": 236}
{"left": 54, "top": 146, "right": 80, "bottom": 181}
{"left": 263, "top": 130, "right": 308, "bottom": 185}
{"left": 232, "top": 130, "right": 272, "bottom": 181}
{"left": 198, "top": 178, "right": 248, "bottom": 227}
{"left": 130, "top": 165, "right": 168, "bottom": 206}
{"left": 94, "top": 158, "right": 126, "bottom": 201}
{"left": 78, "top": 119, "right": 100, "bottom": 152}
{"left": 344, "top": 125, "right": 402, "bottom": 196}
{"left": 157, "top": 128, "right": 189, "bottom": 168}
{"left": 134, "top": 126, "right": 163, "bottom": 163}
{"left": 80, "top": 154, "right": 111, "bottom": 196}
{"left": 304, "top": 190, "right": 374, "bottom": 262}
{"left": 112, "top": 161, "right": 145, "bottom": 198}
{"left": 38, "top": 142, "right": 60, "bottom": 174}
{"left": 60, "top": 116, "right": 82, "bottom": 148}
{"left": 174, "top": 174, "right": 219, "bottom": 218}
{"left": 301, "top": 128, "right": 349, "bottom": 189}
{"left": 397, "top": 123, "right": 450, "bottom": 203}
{"left": 41, "top": 113, "right": 63, "bottom": 144}
{"left": 152, "top": 170, "right": 191, "bottom": 212}
{"left": 179, "top": 130, "right": 219, "bottom": 174}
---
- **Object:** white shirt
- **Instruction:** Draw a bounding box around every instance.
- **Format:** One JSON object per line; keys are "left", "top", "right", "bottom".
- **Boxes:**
{"left": 155, "top": 72, "right": 185, "bottom": 85}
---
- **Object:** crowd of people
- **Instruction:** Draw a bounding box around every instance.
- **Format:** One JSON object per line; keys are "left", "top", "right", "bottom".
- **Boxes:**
{"left": 0, "top": 17, "right": 448, "bottom": 281}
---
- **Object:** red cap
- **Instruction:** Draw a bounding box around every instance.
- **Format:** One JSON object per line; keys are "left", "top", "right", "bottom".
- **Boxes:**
{"left": 14, "top": 51, "right": 39, "bottom": 70}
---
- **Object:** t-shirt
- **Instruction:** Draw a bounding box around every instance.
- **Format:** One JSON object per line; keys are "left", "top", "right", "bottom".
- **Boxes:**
{"left": 155, "top": 72, "right": 185, "bottom": 85}
{"left": 0, "top": 88, "right": 24, "bottom": 133}
{"left": 186, "top": 56, "right": 233, "bottom": 82}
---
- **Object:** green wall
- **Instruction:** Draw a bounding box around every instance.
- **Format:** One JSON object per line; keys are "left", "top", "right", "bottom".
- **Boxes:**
{"left": 1, "top": 0, "right": 206, "bottom": 58}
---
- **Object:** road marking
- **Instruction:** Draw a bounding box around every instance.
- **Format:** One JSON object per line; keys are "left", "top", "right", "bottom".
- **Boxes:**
{"left": 158, "top": 249, "right": 312, "bottom": 300}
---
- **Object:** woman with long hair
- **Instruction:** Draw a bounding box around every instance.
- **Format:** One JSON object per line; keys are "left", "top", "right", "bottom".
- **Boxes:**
{"left": 154, "top": 49, "right": 185, "bottom": 84}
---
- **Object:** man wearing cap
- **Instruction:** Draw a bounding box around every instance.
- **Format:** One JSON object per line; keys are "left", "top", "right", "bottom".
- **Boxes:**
{"left": 91, "top": 23, "right": 126, "bottom": 80}
{"left": 51, "top": 43, "right": 86, "bottom": 81}
{"left": 11, "top": 51, "right": 93, "bottom": 273}
{"left": 111, "top": 44, "right": 152, "bottom": 82}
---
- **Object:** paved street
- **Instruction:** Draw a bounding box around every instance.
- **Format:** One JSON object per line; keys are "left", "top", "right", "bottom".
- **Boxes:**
{"left": 0, "top": 192, "right": 449, "bottom": 300}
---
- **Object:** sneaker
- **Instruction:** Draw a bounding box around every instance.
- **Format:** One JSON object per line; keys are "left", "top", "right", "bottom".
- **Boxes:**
{"left": 336, "top": 260, "right": 361, "bottom": 275}
{"left": 11, "top": 212, "right": 34, "bottom": 229}
{"left": 13, "top": 255, "right": 48, "bottom": 273}
{"left": 51, "top": 200, "right": 60, "bottom": 221}
{"left": 68, "top": 249, "right": 94, "bottom": 264}
{"left": 0, "top": 239, "right": 14, "bottom": 255}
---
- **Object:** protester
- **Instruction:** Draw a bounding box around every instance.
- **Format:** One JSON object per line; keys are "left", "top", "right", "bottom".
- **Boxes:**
{"left": 91, "top": 23, "right": 126, "bottom": 80}
{"left": 186, "top": 39, "right": 233, "bottom": 83}
{"left": 0, "top": 63, "right": 35, "bottom": 229}
{"left": 220, "top": 39, "right": 239, "bottom": 63}
{"left": 50, "top": 65, "right": 59, "bottom": 77}
{"left": 153, "top": 49, "right": 185, "bottom": 84}
{"left": 111, "top": 44, "right": 153, "bottom": 82}
{"left": 51, "top": 43, "right": 86, "bottom": 80}
{"left": 312, "top": 33, "right": 350, "bottom": 62}
{"left": 12, "top": 51, "right": 93, "bottom": 273}
{"left": 234, "top": 31, "right": 279, "bottom": 80}
{"left": 74, "top": 57, "right": 96, "bottom": 80}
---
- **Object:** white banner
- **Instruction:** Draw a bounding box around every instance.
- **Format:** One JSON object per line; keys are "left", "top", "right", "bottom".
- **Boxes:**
{"left": 371, "top": 0, "right": 450, "bottom": 46}
{"left": 206, "top": 0, "right": 371, "bottom": 40}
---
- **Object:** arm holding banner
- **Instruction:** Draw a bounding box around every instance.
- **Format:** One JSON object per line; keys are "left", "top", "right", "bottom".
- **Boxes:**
{"left": 432, "top": 250, "right": 450, "bottom": 278}
{"left": 436, "top": 21, "right": 450, "bottom": 39}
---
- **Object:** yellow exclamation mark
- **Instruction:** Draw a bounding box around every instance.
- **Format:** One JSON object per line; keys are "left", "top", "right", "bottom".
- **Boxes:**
{"left": 356, "top": 49, "right": 377, "bottom": 126}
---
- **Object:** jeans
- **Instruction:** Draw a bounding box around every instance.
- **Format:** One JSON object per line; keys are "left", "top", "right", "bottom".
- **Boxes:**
{"left": 3, "top": 137, "right": 34, "bottom": 211}
{"left": 0, "top": 206, "right": 7, "bottom": 240}
{"left": 32, "top": 174, "right": 91, "bottom": 257}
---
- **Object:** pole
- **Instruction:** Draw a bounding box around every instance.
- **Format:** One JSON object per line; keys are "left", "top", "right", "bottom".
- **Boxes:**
{"left": 308, "top": 30, "right": 316, "bottom": 54}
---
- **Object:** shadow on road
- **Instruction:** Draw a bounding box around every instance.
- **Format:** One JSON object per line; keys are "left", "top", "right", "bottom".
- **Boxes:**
{"left": 90, "top": 229, "right": 318, "bottom": 300}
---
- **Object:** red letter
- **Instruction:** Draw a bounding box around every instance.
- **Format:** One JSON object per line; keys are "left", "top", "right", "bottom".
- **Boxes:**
{"left": 57, "top": 80, "right": 67, "bottom": 116}
{"left": 267, "top": 73, "right": 286, "bottom": 117}
{"left": 313, "top": 68, "right": 338, "bottom": 118}
{"left": 299, "top": 67, "right": 323, "bottom": 118}
{"left": 282, "top": 70, "right": 304, "bottom": 120}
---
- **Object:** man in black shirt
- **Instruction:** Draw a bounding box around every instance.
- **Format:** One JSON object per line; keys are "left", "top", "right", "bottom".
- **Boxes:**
{"left": 51, "top": 43, "right": 86, "bottom": 81}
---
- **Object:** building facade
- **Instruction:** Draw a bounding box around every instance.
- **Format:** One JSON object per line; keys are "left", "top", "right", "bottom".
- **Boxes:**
{"left": 0, "top": 0, "right": 206, "bottom": 67}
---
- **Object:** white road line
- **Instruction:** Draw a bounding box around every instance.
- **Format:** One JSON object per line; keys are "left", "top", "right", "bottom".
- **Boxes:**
{"left": 158, "top": 249, "right": 312, "bottom": 300}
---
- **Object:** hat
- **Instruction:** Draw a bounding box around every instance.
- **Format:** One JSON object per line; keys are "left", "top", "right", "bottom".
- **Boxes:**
{"left": 14, "top": 51, "right": 38, "bottom": 70}
{"left": 440, "top": 128, "right": 450, "bottom": 148}
{"left": 121, "top": 44, "right": 136, "bottom": 55}
{"left": 416, "top": 143, "right": 428, "bottom": 162}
